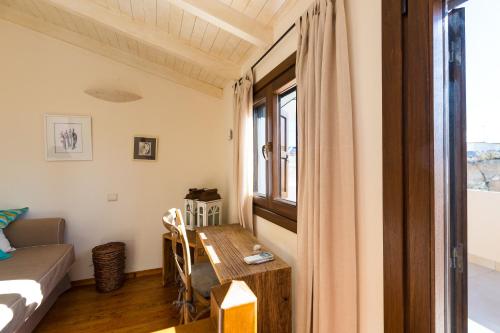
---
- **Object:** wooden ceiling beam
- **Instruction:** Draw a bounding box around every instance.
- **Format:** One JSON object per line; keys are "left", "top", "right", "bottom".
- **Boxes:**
{"left": 39, "top": 0, "right": 240, "bottom": 79}
{"left": 0, "top": 5, "right": 223, "bottom": 98}
{"left": 164, "top": 0, "right": 273, "bottom": 47}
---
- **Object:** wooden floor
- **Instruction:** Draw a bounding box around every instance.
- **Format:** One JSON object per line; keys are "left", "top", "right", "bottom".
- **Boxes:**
{"left": 35, "top": 274, "right": 180, "bottom": 333}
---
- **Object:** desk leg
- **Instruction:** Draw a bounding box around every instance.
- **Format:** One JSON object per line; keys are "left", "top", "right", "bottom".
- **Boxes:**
{"left": 162, "top": 237, "right": 175, "bottom": 287}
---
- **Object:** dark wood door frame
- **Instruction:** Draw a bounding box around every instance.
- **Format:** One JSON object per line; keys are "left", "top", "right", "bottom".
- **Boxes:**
{"left": 383, "top": 0, "right": 448, "bottom": 332}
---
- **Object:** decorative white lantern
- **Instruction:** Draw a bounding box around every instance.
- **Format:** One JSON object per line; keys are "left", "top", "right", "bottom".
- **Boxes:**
{"left": 196, "top": 189, "right": 222, "bottom": 227}
{"left": 183, "top": 188, "right": 204, "bottom": 230}
{"left": 197, "top": 200, "right": 223, "bottom": 227}
{"left": 184, "top": 199, "right": 197, "bottom": 230}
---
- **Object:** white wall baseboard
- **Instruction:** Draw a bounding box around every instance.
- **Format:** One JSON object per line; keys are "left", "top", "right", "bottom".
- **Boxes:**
{"left": 468, "top": 253, "right": 500, "bottom": 271}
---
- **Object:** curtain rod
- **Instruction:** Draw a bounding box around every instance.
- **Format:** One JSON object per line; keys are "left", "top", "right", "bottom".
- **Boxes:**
{"left": 251, "top": 23, "right": 296, "bottom": 72}
{"left": 236, "top": 22, "right": 296, "bottom": 86}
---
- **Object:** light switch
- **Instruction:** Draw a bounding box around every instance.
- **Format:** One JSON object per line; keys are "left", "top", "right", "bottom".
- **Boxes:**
{"left": 107, "top": 193, "right": 118, "bottom": 202}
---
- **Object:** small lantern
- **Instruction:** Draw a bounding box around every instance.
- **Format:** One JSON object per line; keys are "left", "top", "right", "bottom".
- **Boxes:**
{"left": 183, "top": 188, "right": 204, "bottom": 230}
{"left": 197, "top": 189, "right": 222, "bottom": 227}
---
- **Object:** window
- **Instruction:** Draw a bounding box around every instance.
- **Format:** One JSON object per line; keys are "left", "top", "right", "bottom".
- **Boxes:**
{"left": 252, "top": 54, "right": 297, "bottom": 232}
{"left": 278, "top": 88, "right": 297, "bottom": 202}
{"left": 253, "top": 102, "right": 267, "bottom": 196}
{"left": 464, "top": 0, "right": 500, "bottom": 192}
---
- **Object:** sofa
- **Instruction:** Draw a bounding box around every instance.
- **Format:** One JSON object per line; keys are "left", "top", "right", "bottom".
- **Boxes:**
{"left": 0, "top": 218, "right": 75, "bottom": 333}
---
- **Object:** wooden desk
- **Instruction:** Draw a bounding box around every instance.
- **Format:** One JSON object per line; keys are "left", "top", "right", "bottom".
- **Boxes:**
{"left": 196, "top": 224, "right": 291, "bottom": 333}
{"left": 162, "top": 230, "right": 196, "bottom": 286}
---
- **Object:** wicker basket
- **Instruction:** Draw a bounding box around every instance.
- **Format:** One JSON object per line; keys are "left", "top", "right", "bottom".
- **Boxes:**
{"left": 92, "top": 242, "right": 126, "bottom": 293}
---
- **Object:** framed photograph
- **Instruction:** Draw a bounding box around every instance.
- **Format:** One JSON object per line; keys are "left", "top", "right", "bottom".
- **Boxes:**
{"left": 133, "top": 136, "right": 157, "bottom": 161}
{"left": 45, "top": 115, "right": 93, "bottom": 161}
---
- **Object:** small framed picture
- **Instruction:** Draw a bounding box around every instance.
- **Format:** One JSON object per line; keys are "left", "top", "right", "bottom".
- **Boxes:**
{"left": 133, "top": 136, "right": 157, "bottom": 161}
{"left": 45, "top": 115, "right": 93, "bottom": 161}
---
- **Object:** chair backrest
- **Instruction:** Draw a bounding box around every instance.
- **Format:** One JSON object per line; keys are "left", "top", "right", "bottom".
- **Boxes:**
{"left": 163, "top": 208, "right": 192, "bottom": 291}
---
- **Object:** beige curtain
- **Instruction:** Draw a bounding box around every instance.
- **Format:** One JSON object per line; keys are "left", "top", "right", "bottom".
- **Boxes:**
{"left": 295, "top": 0, "right": 357, "bottom": 332}
{"left": 233, "top": 71, "right": 254, "bottom": 233}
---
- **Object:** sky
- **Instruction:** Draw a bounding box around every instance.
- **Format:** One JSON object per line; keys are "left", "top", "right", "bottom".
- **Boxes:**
{"left": 465, "top": 0, "right": 500, "bottom": 143}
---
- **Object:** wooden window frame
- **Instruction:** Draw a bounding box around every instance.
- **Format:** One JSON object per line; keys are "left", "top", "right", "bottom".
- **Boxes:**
{"left": 383, "top": 0, "right": 449, "bottom": 332}
{"left": 253, "top": 53, "right": 297, "bottom": 233}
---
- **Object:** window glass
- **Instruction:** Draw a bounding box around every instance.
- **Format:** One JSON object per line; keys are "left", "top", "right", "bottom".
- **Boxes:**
{"left": 253, "top": 104, "right": 267, "bottom": 196}
{"left": 278, "top": 88, "right": 297, "bottom": 202}
{"left": 464, "top": 0, "right": 500, "bottom": 192}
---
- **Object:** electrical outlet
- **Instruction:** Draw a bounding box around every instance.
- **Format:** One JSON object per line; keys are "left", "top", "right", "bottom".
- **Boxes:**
{"left": 107, "top": 193, "right": 118, "bottom": 202}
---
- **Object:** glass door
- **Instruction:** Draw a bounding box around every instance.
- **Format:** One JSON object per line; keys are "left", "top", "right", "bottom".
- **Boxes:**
{"left": 448, "top": 5, "right": 467, "bottom": 333}
{"left": 448, "top": 1, "right": 500, "bottom": 332}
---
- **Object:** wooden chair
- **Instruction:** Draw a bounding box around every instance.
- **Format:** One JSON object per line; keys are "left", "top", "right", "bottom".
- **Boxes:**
{"left": 162, "top": 208, "right": 218, "bottom": 324}
{"left": 161, "top": 280, "right": 258, "bottom": 333}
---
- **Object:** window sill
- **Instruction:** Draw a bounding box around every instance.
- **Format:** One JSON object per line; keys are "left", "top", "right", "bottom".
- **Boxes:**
{"left": 253, "top": 205, "right": 297, "bottom": 233}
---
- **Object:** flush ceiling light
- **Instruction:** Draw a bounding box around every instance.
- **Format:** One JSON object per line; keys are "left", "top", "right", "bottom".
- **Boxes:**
{"left": 84, "top": 88, "right": 142, "bottom": 103}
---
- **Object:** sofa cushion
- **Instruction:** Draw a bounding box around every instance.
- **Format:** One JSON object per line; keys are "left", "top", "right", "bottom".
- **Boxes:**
{"left": 0, "top": 249, "right": 11, "bottom": 261}
{"left": 192, "top": 262, "right": 219, "bottom": 298}
{"left": 0, "top": 244, "right": 74, "bottom": 332}
{"left": 4, "top": 218, "right": 65, "bottom": 249}
{"left": 0, "top": 208, "right": 28, "bottom": 229}
{"left": 0, "top": 230, "right": 15, "bottom": 254}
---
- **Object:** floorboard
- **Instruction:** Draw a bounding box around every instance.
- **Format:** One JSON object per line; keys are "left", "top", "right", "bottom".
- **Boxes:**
{"left": 35, "top": 274, "right": 180, "bottom": 333}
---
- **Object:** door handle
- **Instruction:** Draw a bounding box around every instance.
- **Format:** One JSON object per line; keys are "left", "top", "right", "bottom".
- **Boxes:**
{"left": 261, "top": 143, "right": 272, "bottom": 161}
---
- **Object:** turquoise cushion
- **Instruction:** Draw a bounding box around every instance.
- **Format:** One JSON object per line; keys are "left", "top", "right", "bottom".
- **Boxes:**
{"left": 0, "top": 207, "right": 29, "bottom": 229}
{"left": 0, "top": 249, "right": 12, "bottom": 260}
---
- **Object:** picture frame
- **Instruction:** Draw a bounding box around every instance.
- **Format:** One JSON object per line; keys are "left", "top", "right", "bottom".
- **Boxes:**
{"left": 45, "top": 115, "right": 93, "bottom": 161}
{"left": 133, "top": 136, "right": 158, "bottom": 161}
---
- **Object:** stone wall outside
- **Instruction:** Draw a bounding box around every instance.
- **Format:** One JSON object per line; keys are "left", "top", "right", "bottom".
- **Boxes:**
{"left": 468, "top": 143, "right": 500, "bottom": 191}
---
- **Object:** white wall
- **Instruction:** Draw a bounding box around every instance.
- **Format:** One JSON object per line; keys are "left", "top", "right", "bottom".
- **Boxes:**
{"left": 225, "top": 0, "right": 383, "bottom": 331}
{"left": 0, "top": 20, "right": 229, "bottom": 281}
{"left": 468, "top": 190, "right": 500, "bottom": 268}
